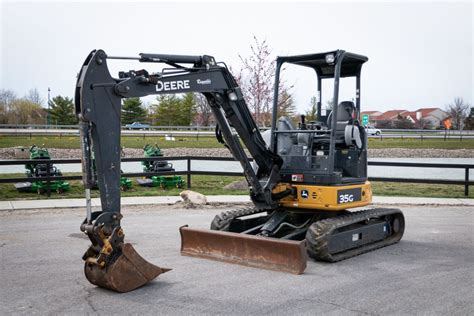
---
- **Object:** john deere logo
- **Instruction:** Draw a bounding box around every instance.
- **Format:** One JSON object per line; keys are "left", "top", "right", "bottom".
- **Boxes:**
{"left": 301, "top": 190, "right": 309, "bottom": 199}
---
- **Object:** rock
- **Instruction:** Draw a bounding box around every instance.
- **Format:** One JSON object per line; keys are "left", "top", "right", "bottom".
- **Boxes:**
{"left": 180, "top": 190, "right": 207, "bottom": 206}
{"left": 224, "top": 179, "right": 248, "bottom": 190}
{"left": 14, "top": 147, "right": 30, "bottom": 159}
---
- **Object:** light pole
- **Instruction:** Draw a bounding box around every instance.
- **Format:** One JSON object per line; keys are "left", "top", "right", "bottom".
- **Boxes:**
{"left": 47, "top": 87, "right": 51, "bottom": 126}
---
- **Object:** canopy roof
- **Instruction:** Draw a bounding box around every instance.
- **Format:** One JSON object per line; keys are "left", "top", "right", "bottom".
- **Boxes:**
{"left": 277, "top": 50, "right": 368, "bottom": 79}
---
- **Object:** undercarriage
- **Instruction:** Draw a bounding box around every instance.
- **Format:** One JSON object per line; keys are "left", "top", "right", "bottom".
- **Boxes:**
{"left": 210, "top": 207, "right": 405, "bottom": 263}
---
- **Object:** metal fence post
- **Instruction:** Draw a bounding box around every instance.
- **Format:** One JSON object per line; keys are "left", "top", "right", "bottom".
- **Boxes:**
{"left": 465, "top": 167, "right": 469, "bottom": 196}
{"left": 46, "top": 161, "right": 51, "bottom": 197}
{"left": 187, "top": 158, "right": 191, "bottom": 189}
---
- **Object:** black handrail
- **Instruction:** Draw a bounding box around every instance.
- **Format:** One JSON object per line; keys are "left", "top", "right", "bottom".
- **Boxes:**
{"left": 0, "top": 157, "right": 472, "bottom": 196}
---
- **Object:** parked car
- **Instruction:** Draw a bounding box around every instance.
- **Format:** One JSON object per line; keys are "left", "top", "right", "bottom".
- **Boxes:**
{"left": 365, "top": 125, "right": 381, "bottom": 135}
{"left": 125, "top": 122, "right": 150, "bottom": 130}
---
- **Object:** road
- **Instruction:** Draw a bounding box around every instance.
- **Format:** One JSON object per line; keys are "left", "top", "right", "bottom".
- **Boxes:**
{"left": 0, "top": 204, "right": 473, "bottom": 315}
{"left": 2, "top": 128, "right": 474, "bottom": 139}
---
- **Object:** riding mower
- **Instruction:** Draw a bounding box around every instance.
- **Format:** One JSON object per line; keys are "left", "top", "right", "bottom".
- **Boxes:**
{"left": 137, "top": 144, "right": 184, "bottom": 189}
{"left": 14, "top": 145, "right": 70, "bottom": 194}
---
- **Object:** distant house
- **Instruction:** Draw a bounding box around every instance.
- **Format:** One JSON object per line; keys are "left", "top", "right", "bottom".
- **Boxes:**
{"left": 365, "top": 107, "right": 449, "bottom": 129}
{"left": 414, "top": 108, "right": 450, "bottom": 128}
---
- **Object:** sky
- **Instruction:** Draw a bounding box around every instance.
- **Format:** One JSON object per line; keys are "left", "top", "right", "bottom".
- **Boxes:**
{"left": 0, "top": 0, "right": 472, "bottom": 114}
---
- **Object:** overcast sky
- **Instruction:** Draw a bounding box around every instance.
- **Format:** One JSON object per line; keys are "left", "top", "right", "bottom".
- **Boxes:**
{"left": 1, "top": 0, "right": 472, "bottom": 113}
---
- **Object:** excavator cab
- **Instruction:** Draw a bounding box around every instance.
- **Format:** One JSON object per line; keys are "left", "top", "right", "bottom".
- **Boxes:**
{"left": 270, "top": 51, "right": 371, "bottom": 210}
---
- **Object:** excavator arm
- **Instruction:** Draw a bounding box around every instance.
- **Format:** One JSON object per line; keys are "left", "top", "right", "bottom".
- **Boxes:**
{"left": 75, "top": 49, "right": 299, "bottom": 292}
{"left": 76, "top": 50, "right": 283, "bottom": 211}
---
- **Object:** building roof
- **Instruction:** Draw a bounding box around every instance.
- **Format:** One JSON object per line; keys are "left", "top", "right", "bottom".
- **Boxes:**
{"left": 403, "top": 111, "right": 419, "bottom": 122}
{"left": 375, "top": 110, "right": 408, "bottom": 121}
{"left": 415, "top": 108, "right": 440, "bottom": 117}
{"left": 361, "top": 111, "right": 382, "bottom": 116}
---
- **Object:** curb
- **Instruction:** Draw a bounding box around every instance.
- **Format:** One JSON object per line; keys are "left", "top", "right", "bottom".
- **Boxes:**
{"left": 0, "top": 195, "right": 472, "bottom": 211}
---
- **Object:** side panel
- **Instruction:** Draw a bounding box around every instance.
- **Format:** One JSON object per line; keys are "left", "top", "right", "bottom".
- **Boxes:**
{"left": 277, "top": 181, "right": 372, "bottom": 211}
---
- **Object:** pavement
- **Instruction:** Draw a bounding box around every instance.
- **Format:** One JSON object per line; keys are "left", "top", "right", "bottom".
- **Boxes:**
{"left": 0, "top": 195, "right": 473, "bottom": 211}
{"left": 0, "top": 204, "right": 473, "bottom": 315}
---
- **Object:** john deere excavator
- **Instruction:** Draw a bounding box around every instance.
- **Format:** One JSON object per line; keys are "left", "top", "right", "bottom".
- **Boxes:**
{"left": 75, "top": 49, "right": 405, "bottom": 292}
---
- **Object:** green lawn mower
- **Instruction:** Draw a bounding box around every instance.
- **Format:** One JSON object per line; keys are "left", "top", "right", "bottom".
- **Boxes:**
{"left": 137, "top": 144, "right": 184, "bottom": 189}
{"left": 15, "top": 145, "right": 70, "bottom": 194}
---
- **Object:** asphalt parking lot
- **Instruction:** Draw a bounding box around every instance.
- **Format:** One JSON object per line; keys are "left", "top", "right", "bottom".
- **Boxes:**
{"left": 0, "top": 204, "right": 473, "bottom": 315}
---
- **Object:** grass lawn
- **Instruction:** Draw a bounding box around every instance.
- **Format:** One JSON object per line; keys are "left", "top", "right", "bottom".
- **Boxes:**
{"left": 0, "top": 173, "right": 471, "bottom": 200}
{"left": 0, "top": 135, "right": 222, "bottom": 149}
{"left": 370, "top": 182, "right": 472, "bottom": 199}
{"left": 0, "top": 174, "right": 248, "bottom": 200}
{"left": 1, "top": 135, "right": 474, "bottom": 150}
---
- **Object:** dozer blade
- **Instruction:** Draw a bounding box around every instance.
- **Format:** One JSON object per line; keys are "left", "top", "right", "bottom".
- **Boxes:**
{"left": 180, "top": 226, "right": 307, "bottom": 274}
{"left": 84, "top": 243, "right": 170, "bottom": 293}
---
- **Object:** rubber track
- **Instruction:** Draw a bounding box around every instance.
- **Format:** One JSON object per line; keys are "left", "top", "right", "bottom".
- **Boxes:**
{"left": 306, "top": 208, "right": 405, "bottom": 262}
{"left": 210, "top": 206, "right": 267, "bottom": 231}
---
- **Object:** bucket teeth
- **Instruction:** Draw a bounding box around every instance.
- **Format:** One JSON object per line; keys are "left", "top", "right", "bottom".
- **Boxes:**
{"left": 84, "top": 243, "right": 170, "bottom": 293}
{"left": 180, "top": 226, "right": 307, "bottom": 274}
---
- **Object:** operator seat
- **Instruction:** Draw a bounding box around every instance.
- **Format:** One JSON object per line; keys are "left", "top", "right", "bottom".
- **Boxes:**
{"left": 334, "top": 101, "right": 363, "bottom": 149}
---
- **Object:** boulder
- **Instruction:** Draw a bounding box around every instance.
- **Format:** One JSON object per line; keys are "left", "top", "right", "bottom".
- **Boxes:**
{"left": 180, "top": 190, "right": 207, "bottom": 206}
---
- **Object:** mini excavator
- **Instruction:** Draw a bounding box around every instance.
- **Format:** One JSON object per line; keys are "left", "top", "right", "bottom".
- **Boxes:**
{"left": 75, "top": 49, "right": 404, "bottom": 292}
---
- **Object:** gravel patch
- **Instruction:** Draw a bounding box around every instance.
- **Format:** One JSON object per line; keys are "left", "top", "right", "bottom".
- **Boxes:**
{"left": 0, "top": 147, "right": 472, "bottom": 160}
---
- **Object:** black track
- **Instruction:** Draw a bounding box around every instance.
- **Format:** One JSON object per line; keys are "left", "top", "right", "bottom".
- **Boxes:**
{"left": 210, "top": 206, "right": 266, "bottom": 231}
{"left": 211, "top": 207, "right": 405, "bottom": 263}
{"left": 306, "top": 208, "right": 405, "bottom": 262}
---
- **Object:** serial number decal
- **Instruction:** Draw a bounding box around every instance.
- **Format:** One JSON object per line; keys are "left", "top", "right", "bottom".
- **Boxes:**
{"left": 337, "top": 188, "right": 362, "bottom": 204}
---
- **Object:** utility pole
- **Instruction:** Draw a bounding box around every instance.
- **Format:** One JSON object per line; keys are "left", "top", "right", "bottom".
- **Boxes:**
{"left": 47, "top": 87, "right": 51, "bottom": 126}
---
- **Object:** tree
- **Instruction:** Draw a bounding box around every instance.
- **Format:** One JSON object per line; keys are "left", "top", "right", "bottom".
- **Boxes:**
{"left": 9, "top": 99, "right": 46, "bottom": 124}
{"left": 446, "top": 97, "right": 470, "bottom": 130}
{"left": 305, "top": 96, "right": 318, "bottom": 122}
{"left": 237, "top": 37, "right": 273, "bottom": 126}
{"left": 235, "top": 36, "right": 294, "bottom": 127}
{"left": 325, "top": 99, "right": 334, "bottom": 111}
{"left": 464, "top": 107, "right": 474, "bottom": 130}
{"left": 277, "top": 88, "right": 296, "bottom": 121}
{"left": 393, "top": 114, "right": 414, "bottom": 129}
{"left": 193, "top": 93, "right": 213, "bottom": 126}
{"left": 0, "top": 89, "right": 17, "bottom": 112}
{"left": 48, "top": 95, "right": 77, "bottom": 125}
{"left": 121, "top": 97, "right": 147, "bottom": 124}
{"left": 25, "top": 88, "right": 44, "bottom": 106}
{"left": 414, "top": 118, "right": 432, "bottom": 130}
{"left": 375, "top": 120, "right": 393, "bottom": 129}
{"left": 0, "top": 103, "right": 8, "bottom": 124}
{"left": 151, "top": 93, "right": 196, "bottom": 126}
{"left": 179, "top": 93, "right": 197, "bottom": 126}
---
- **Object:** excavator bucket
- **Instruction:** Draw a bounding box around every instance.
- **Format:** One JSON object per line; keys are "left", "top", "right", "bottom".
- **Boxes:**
{"left": 179, "top": 226, "right": 307, "bottom": 274}
{"left": 84, "top": 243, "right": 170, "bottom": 293}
